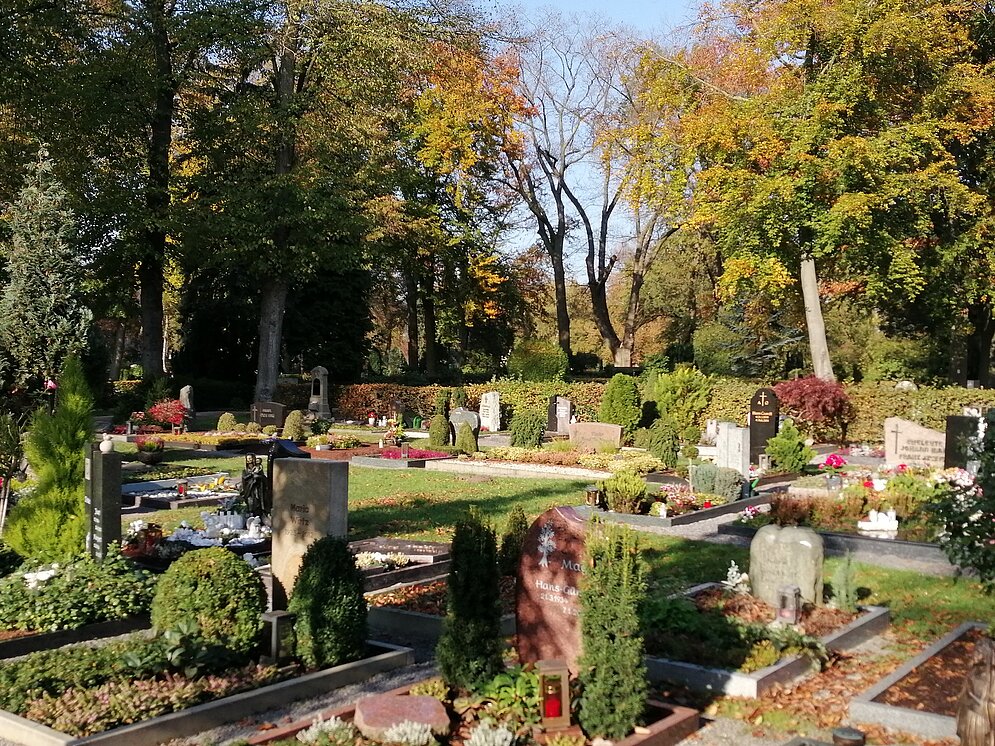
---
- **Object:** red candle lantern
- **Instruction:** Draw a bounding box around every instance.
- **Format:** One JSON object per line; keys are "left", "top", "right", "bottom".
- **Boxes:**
{"left": 537, "top": 659, "right": 570, "bottom": 731}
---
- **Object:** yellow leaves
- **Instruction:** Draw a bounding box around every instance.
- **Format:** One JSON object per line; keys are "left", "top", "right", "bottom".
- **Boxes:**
{"left": 465, "top": 252, "right": 508, "bottom": 324}
{"left": 718, "top": 254, "right": 796, "bottom": 305}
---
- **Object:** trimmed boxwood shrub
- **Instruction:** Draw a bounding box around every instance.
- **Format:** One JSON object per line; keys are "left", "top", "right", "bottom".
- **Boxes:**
{"left": 428, "top": 414, "right": 450, "bottom": 447}
{"left": 288, "top": 537, "right": 367, "bottom": 668}
{"left": 507, "top": 340, "right": 568, "bottom": 381}
{"left": 509, "top": 409, "right": 546, "bottom": 448}
{"left": 598, "top": 374, "right": 641, "bottom": 441}
{"left": 281, "top": 410, "right": 307, "bottom": 441}
{"left": 436, "top": 508, "right": 503, "bottom": 691}
{"left": 151, "top": 547, "right": 266, "bottom": 656}
{"left": 216, "top": 412, "right": 237, "bottom": 431}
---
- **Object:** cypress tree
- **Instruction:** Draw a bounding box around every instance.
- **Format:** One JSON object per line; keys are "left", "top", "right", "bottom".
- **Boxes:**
{"left": 0, "top": 148, "right": 92, "bottom": 387}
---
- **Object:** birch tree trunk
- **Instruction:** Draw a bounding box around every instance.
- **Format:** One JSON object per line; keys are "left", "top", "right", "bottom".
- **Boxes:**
{"left": 800, "top": 252, "right": 835, "bottom": 381}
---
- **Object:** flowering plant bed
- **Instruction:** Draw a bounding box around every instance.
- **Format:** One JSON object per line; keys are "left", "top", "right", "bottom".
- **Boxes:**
{"left": 246, "top": 679, "right": 698, "bottom": 746}
{"left": 0, "top": 639, "right": 413, "bottom": 746}
{"left": 477, "top": 447, "right": 665, "bottom": 475}
{"left": 848, "top": 621, "right": 983, "bottom": 739}
{"left": 642, "top": 583, "right": 890, "bottom": 698}
{"left": 351, "top": 450, "right": 454, "bottom": 469}
{"left": 574, "top": 494, "right": 770, "bottom": 529}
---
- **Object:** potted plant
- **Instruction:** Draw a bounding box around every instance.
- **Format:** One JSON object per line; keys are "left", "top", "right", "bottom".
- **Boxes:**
{"left": 133, "top": 436, "right": 165, "bottom": 464}
{"left": 307, "top": 434, "right": 332, "bottom": 451}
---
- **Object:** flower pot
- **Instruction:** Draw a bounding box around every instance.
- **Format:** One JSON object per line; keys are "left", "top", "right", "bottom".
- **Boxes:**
{"left": 135, "top": 451, "right": 163, "bottom": 465}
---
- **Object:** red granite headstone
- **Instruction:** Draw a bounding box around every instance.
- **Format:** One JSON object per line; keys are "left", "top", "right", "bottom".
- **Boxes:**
{"left": 515, "top": 506, "right": 587, "bottom": 673}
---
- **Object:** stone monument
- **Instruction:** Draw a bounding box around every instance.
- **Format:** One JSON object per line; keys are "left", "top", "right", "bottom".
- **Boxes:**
{"left": 516, "top": 506, "right": 587, "bottom": 673}
{"left": 250, "top": 401, "right": 287, "bottom": 428}
{"left": 568, "top": 422, "right": 622, "bottom": 451}
{"left": 85, "top": 443, "right": 122, "bottom": 560}
{"left": 308, "top": 366, "right": 331, "bottom": 420}
{"left": 270, "top": 459, "right": 348, "bottom": 608}
{"left": 884, "top": 417, "right": 946, "bottom": 468}
{"left": 479, "top": 391, "right": 501, "bottom": 432}
{"left": 749, "top": 524, "right": 823, "bottom": 608}
{"left": 716, "top": 421, "right": 750, "bottom": 477}
{"left": 179, "top": 384, "right": 195, "bottom": 425}
{"left": 546, "top": 395, "right": 573, "bottom": 435}
{"left": 749, "top": 388, "right": 779, "bottom": 465}
{"left": 449, "top": 407, "right": 481, "bottom": 443}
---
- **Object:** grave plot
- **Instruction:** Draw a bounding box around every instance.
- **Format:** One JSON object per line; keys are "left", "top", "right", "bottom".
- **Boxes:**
{"left": 849, "top": 621, "right": 984, "bottom": 740}
{"left": 122, "top": 472, "right": 237, "bottom": 510}
{"left": 350, "top": 537, "right": 452, "bottom": 591}
{"left": 351, "top": 447, "right": 454, "bottom": 469}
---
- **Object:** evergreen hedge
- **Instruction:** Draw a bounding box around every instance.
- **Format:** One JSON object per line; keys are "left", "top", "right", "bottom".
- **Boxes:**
{"left": 598, "top": 374, "right": 641, "bottom": 441}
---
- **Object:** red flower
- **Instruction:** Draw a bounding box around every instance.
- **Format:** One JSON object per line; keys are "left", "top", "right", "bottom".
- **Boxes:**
{"left": 862, "top": 480, "right": 873, "bottom": 488}
{"left": 703, "top": 501, "right": 713, "bottom": 509}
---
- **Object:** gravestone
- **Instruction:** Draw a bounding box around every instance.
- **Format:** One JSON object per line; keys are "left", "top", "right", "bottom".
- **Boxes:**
{"left": 250, "top": 401, "right": 287, "bottom": 428}
{"left": 449, "top": 407, "right": 481, "bottom": 443}
{"left": 568, "top": 422, "right": 622, "bottom": 451}
{"left": 179, "top": 385, "right": 195, "bottom": 424}
{"left": 85, "top": 444, "right": 122, "bottom": 560}
{"left": 716, "top": 421, "right": 750, "bottom": 477}
{"left": 884, "top": 417, "right": 946, "bottom": 468}
{"left": 749, "top": 388, "right": 779, "bottom": 465}
{"left": 547, "top": 395, "right": 573, "bottom": 435}
{"left": 516, "top": 506, "right": 587, "bottom": 673}
{"left": 270, "top": 459, "right": 348, "bottom": 609}
{"left": 704, "top": 419, "right": 719, "bottom": 445}
{"left": 308, "top": 366, "right": 331, "bottom": 419}
{"left": 945, "top": 414, "right": 983, "bottom": 473}
{"left": 749, "top": 524, "right": 823, "bottom": 608}
{"left": 479, "top": 391, "right": 501, "bottom": 432}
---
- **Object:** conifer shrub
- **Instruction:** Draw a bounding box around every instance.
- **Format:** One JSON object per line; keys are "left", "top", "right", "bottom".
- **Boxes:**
{"left": 151, "top": 547, "right": 266, "bottom": 656}
{"left": 507, "top": 340, "right": 568, "bottom": 381}
{"left": 216, "top": 412, "right": 237, "bottom": 432}
{"left": 765, "top": 418, "right": 815, "bottom": 473}
{"left": 454, "top": 423, "right": 478, "bottom": 455}
{"left": 641, "top": 366, "right": 711, "bottom": 440}
{"left": 288, "top": 536, "right": 367, "bottom": 668}
{"left": 434, "top": 388, "right": 451, "bottom": 417}
{"left": 601, "top": 471, "right": 648, "bottom": 514}
{"left": 436, "top": 507, "right": 503, "bottom": 691}
{"left": 281, "top": 410, "right": 307, "bottom": 441}
{"left": 690, "top": 462, "right": 718, "bottom": 494}
{"left": 713, "top": 467, "right": 745, "bottom": 502}
{"left": 428, "top": 414, "right": 450, "bottom": 447}
{"left": 453, "top": 387, "right": 468, "bottom": 409}
{"left": 633, "top": 423, "right": 680, "bottom": 468}
{"left": 577, "top": 524, "right": 647, "bottom": 739}
{"left": 598, "top": 374, "right": 641, "bottom": 442}
{"left": 498, "top": 505, "right": 530, "bottom": 576}
{"left": 509, "top": 409, "right": 546, "bottom": 449}
{"left": 5, "top": 357, "right": 92, "bottom": 561}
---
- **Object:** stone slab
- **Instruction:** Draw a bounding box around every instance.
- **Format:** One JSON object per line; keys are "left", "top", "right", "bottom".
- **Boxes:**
{"left": 424, "top": 458, "right": 609, "bottom": 481}
{"left": 568, "top": 422, "right": 622, "bottom": 450}
{"left": 270, "top": 459, "right": 348, "bottom": 608}
{"left": 478, "top": 391, "right": 501, "bottom": 433}
{"left": 749, "top": 524, "right": 823, "bottom": 607}
{"left": 353, "top": 694, "right": 450, "bottom": 738}
{"left": 884, "top": 417, "right": 945, "bottom": 468}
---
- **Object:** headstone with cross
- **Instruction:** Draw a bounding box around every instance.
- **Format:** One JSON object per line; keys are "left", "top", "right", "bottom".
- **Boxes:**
{"left": 749, "top": 388, "right": 779, "bottom": 465}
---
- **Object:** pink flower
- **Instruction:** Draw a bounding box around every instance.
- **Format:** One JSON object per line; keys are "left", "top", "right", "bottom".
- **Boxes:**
{"left": 823, "top": 453, "right": 847, "bottom": 469}
{"left": 863, "top": 480, "right": 873, "bottom": 488}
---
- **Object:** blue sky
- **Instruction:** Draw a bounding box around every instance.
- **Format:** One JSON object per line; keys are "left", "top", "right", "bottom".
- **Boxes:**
{"left": 495, "top": 0, "right": 701, "bottom": 35}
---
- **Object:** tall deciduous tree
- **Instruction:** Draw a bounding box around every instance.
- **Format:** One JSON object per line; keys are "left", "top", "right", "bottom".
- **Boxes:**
{"left": 0, "top": 149, "right": 92, "bottom": 387}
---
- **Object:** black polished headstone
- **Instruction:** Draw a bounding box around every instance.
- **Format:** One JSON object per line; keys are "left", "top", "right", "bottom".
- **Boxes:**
{"left": 546, "top": 395, "right": 573, "bottom": 434}
{"left": 85, "top": 446, "right": 122, "bottom": 559}
{"left": 251, "top": 401, "right": 287, "bottom": 428}
{"left": 749, "top": 387, "right": 779, "bottom": 465}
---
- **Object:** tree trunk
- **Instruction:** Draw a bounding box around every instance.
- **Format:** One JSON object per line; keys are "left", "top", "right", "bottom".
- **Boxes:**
{"left": 108, "top": 321, "right": 126, "bottom": 381}
{"left": 405, "top": 272, "right": 419, "bottom": 368}
{"left": 549, "top": 239, "right": 571, "bottom": 360}
{"left": 423, "top": 280, "right": 438, "bottom": 379}
{"left": 254, "top": 279, "right": 288, "bottom": 402}
{"left": 138, "top": 257, "right": 165, "bottom": 379}
{"left": 965, "top": 301, "right": 995, "bottom": 386}
{"left": 799, "top": 252, "right": 835, "bottom": 381}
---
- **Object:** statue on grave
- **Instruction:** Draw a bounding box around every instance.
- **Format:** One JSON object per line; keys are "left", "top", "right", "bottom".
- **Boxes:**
{"left": 957, "top": 634, "right": 995, "bottom": 746}
{"left": 240, "top": 454, "right": 269, "bottom": 518}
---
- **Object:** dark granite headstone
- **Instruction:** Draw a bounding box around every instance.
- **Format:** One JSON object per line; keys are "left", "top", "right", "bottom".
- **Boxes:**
{"left": 251, "top": 401, "right": 287, "bottom": 428}
{"left": 85, "top": 446, "right": 121, "bottom": 560}
{"left": 749, "top": 387, "right": 779, "bottom": 465}
{"left": 516, "top": 506, "right": 587, "bottom": 673}
{"left": 945, "top": 414, "right": 981, "bottom": 470}
{"left": 546, "top": 395, "right": 573, "bottom": 434}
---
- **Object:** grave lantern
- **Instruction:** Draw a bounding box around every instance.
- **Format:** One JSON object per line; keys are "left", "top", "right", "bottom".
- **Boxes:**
{"left": 777, "top": 585, "right": 802, "bottom": 625}
{"left": 584, "top": 485, "right": 602, "bottom": 508}
{"left": 176, "top": 479, "right": 188, "bottom": 496}
{"left": 262, "top": 610, "right": 296, "bottom": 664}
{"left": 401, "top": 442, "right": 410, "bottom": 458}
{"left": 537, "top": 659, "right": 570, "bottom": 730}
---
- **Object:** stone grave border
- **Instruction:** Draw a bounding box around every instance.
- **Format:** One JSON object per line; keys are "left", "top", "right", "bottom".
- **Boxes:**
{"left": 644, "top": 583, "right": 890, "bottom": 698}
{"left": 121, "top": 473, "right": 229, "bottom": 494}
{"left": 848, "top": 621, "right": 981, "bottom": 740}
{"left": 350, "top": 454, "right": 455, "bottom": 470}
{"left": 574, "top": 494, "right": 771, "bottom": 529}
{"left": 718, "top": 523, "right": 952, "bottom": 568}
{"left": 366, "top": 580, "right": 515, "bottom": 640}
{"left": 0, "top": 616, "right": 151, "bottom": 661}
{"left": 0, "top": 641, "right": 413, "bottom": 746}
{"left": 246, "top": 680, "right": 699, "bottom": 746}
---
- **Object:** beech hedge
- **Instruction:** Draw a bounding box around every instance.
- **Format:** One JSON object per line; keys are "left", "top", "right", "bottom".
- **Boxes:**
{"left": 273, "top": 378, "right": 995, "bottom": 444}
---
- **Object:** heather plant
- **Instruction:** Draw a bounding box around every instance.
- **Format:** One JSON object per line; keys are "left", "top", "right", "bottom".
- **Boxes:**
{"left": 765, "top": 418, "right": 815, "bottom": 473}
{"left": 598, "top": 374, "right": 641, "bottom": 441}
{"left": 288, "top": 536, "right": 367, "bottom": 668}
{"left": 436, "top": 507, "right": 503, "bottom": 690}
{"left": 577, "top": 523, "right": 647, "bottom": 739}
